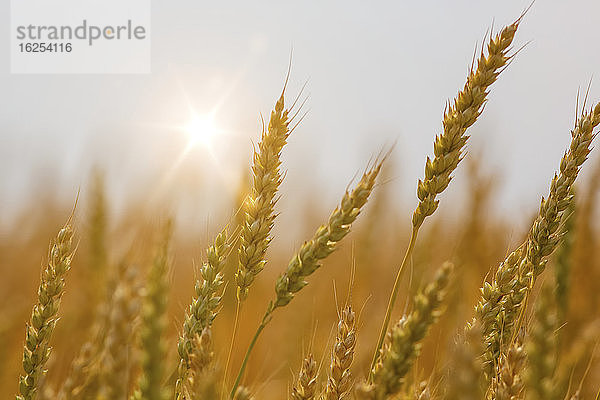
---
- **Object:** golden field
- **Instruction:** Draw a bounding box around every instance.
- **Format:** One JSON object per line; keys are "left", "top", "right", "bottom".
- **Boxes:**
{"left": 2, "top": 15, "right": 600, "bottom": 400}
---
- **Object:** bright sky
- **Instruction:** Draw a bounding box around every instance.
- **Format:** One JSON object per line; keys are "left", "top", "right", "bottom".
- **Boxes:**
{"left": 1, "top": 0, "right": 599, "bottom": 231}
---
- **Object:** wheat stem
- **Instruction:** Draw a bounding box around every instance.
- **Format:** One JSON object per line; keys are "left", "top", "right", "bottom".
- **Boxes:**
{"left": 369, "top": 227, "right": 418, "bottom": 379}
{"left": 371, "top": 19, "right": 520, "bottom": 374}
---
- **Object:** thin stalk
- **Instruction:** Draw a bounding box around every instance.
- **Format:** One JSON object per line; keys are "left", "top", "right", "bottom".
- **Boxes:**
{"left": 369, "top": 227, "right": 419, "bottom": 380}
{"left": 229, "top": 306, "right": 273, "bottom": 399}
{"left": 222, "top": 301, "right": 241, "bottom": 398}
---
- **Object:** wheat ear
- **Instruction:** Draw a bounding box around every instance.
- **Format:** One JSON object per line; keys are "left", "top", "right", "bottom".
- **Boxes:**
{"left": 371, "top": 18, "right": 520, "bottom": 375}
{"left": 476, "top": 246, "right": 524, "bottom": 376}
{"left": 230, "top": 161, "right": 383, "bottom": 398}
{"left": 175, "top": 229, "right": 229, "bottom": 398}
{"left": 236, "top": 92, "right": 290, "bottom": 302}
{"left": 180, "top": 328, "right": 214, "bottom": 400}
{"left": 492, "top": 339, "right": 526, "bottom": 400}
{"left": 366, "top": 262, "right": 453, "bottom": 400}
{"left": 18, "top": 224, "right": 75, "bottom": 400}
{"left": 324, "top": 305, "right": 357, "bottom": 400}
{"left": 292, "top": 354, "right": 318, "bottom": 400}
{"left": 478, "top": 102, "right": 600, "bottom": 376}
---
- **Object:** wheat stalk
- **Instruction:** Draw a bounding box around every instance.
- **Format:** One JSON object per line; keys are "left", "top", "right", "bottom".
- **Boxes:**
{"left": 175, "top": 229, "right": 229, "bottom": 398}
{"left": 477, "top": 102, "right": 600, "bottom": 377}
{"left": 324, "top": 305, "right": 357, "bottom": 400}
{"left": 230, "top": 161, "right": 383, "bottom": 398}
{"left": 503, "top": 102, "right": 600, "bottom": 333}
{"left": 363, "top": 262, "right": 453, "bottom": 400}
{"left": 370, "top": 18, "right": 521, "bottom": 375}
{"left": 236, "top": 92, "right": 291, "bottom": 302}
{"left": 18, "top": 224, "right": 75, "bottom": 400}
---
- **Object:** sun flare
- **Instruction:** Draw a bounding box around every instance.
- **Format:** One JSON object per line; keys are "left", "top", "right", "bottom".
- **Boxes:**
{"left": 185, "top": 113, "right": 219, "bottom": 147}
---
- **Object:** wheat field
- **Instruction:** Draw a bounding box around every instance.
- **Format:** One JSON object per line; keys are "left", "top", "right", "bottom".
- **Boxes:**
{"left": 3, "top": 11, "right": 600, "bottom": 400}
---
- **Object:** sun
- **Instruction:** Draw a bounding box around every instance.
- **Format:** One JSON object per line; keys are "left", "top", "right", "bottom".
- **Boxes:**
{"left": 185, "top": 113, "right": 219, "bottom": 147}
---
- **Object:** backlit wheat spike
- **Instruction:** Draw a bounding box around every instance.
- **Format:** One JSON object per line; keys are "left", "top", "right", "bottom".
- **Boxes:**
{"left": 369, "top": 262, "right": 453, "bottom": 400}
{"left": 236, "top": 92, "right": 290, "bottom": 302}
{"left": 292, "top": 354, "right": 318, "bottom": 400}
{"left": 18, "top": 225, "right": 75, "bottom": 400}
{"left": 479, "top": 102, "right": 600, "bottom": 376}
{"left": 180, "top": 328, "right": 215, "bottom": 400}
{"left": 412, "top": 21, "right": 519, "bottom": 230}
{"left": 324, "top": 305, "right": 357, "bottom": 400}
{"left": 476, "top": 246, "right": 524, "bottom": 376}
{"left": 230, "top": 160, "right": 383, "bottom": 398}
{"left": 175, "top": 229, "right": 229, "bottom": 398}
{"left": 445, "top": 319, "right": 485, "bottom": 400}
{"left": 274, "top": 162, "right": 382, "bottom": 307}
{"left": 492, "top": 339, "right": 526, "bottom": 400}
{"left": 373, "top": 18, "right": 521, "bottom": 374}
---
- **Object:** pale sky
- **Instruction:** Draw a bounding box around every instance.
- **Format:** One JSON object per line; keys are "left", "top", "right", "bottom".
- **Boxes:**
{"left": 1, "top": 0, "right": 599, "bottom": 231}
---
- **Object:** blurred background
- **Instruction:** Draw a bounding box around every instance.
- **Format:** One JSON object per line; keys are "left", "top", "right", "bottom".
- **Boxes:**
{"left": 1, "top": 0, "right": 600, "bottom": 398}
